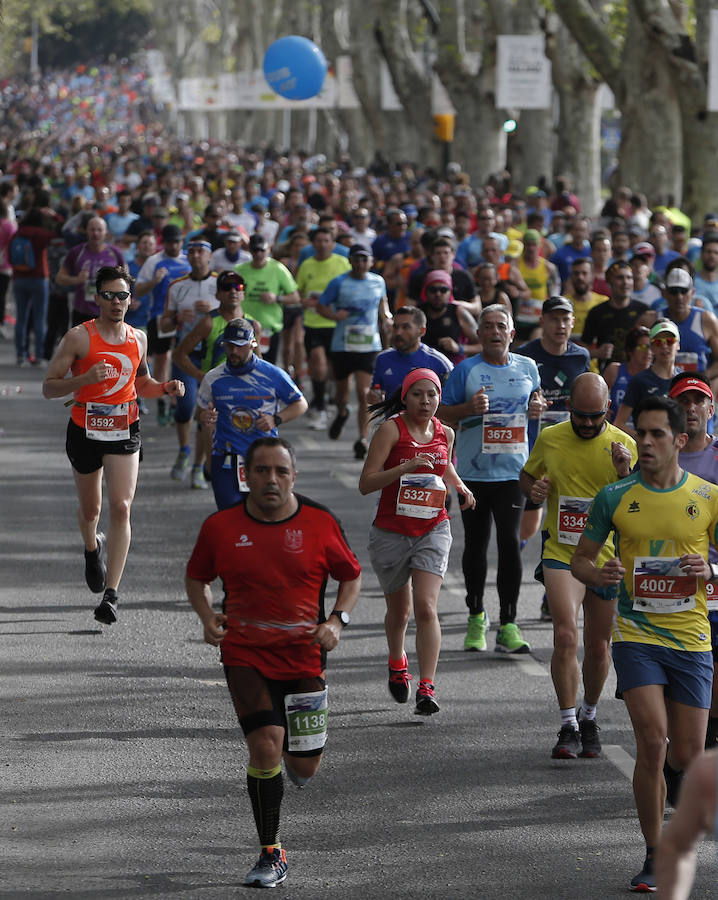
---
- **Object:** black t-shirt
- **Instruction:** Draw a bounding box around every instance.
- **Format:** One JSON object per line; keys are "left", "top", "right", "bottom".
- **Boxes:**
{"left": 581, "top": 299, "right": 649, "bottom": 366}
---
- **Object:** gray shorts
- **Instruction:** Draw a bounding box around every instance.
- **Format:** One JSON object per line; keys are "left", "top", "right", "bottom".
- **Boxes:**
{"left": 368, "top": 519, "right": 452, "bottom": 594}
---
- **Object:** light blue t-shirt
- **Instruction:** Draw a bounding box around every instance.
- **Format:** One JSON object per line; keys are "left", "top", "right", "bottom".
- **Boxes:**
{"left": 320, "top": 271, "right": 386, "bottom": 353}
{"left": 441, "top": 353, "right": 540, "bottom": 481}
{"left": 693, "top": 274, "right": 718, "bottom": 315}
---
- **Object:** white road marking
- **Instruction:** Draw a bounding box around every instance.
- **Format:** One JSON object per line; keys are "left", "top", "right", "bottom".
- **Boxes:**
{"left": 603, "top": 744, "right": 635, "bottom": 781}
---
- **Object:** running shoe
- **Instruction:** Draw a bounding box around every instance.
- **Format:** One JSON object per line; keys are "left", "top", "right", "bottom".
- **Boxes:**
{"left": 94, "top": 588, "right": 118, "bottom": 625}
{"left": 706, "top": 717, "right": 718, "bottom": 750}
{"left": 329, "top": 408, "right": 350, "bottom": 440}
{"left": 353, "top": 439, "right": 367, "bottom": 460}
{"left": 464, "top": 612, "right": 489, "bottom": 651}
{"left": 157, "top": 399, "right": 172, "bottom": 427}
{"left": 551, "top": 724, "right": 581, "bottom": 759}
{"left": 191, "top": 465, "right": 209, "bottom": 490}
{"left": 309, "top": 409, "right": 327, "bottom": 431}
{"left": 578, "top": 718, "right": 602, "bottom": 758}
{"left": 630, "top": 855, "right": 656, "bottom": 893}
{"left": 388, "top": 655, "right": 412, "bottom": 703}
{"left": 495, "top": 622, "right": 531, "bottom": 654}
{"left": 170, "top": 450, "right": 191, "bottom": 481}
{"left": 244, "top": 847, "right": 288, "bottom": 888}
{"left": 415, "top": 681, "right": 440, "bottom": 716}
{"left": 84, "top": 532, "right": 106, "bottom": 594}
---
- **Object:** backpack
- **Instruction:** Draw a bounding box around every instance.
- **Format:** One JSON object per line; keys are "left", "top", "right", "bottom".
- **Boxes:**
{"left": 9, "top": 234, "right": 36, "bottom": 273}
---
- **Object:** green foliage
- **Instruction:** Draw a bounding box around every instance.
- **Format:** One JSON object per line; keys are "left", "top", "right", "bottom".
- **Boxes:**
{"left": 1, "top": 0, "right": 153, "bottom": 72}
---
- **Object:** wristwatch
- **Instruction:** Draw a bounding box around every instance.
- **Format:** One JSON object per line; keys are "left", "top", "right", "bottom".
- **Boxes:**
{"left": 273, "top": 413, "right": 283, "bottom": 427}
{"left": 710, "top": 563, "right": 718, "bottom": 581}
{"left": 330, "top": 609, "right": 350, "bottom": 627}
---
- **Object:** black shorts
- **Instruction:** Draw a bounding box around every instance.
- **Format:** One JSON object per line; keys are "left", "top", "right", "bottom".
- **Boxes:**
{"left": 304, "top": 326, "right": 334, "bottom": 356}
{"left": 147, "top": 316, "right": 173, "bottom": 356}
{"left": 224, "top": 666, "right": 326, "bottom": 757}
{"left": 66, "top": 418, "right": 141, "bottom": 475}
{"left": 330, "top": 350, "right": 379, "bottom": 381}
{"left": 283, "top": 305, "right": 304, "bottom": 329}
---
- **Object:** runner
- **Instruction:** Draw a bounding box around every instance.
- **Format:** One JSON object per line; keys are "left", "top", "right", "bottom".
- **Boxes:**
{"left": 571, "top": 395, "right": 718, "bottom": 892}
{"left": 185, "top": 436, "right": 361, "bottom": 889}
{"left": 42, "top": 265, "right": 185, "bottom": 624}
{"left": 439, "top": 304, "right": 545, "bottom": 653}
{"left": 197, "top": 318, "right": 308, "bottom": 509}
{"left": 520, "top": 373, "right": 636, "bottom": 758}
{"left": 358, "top": 368, "right": 475, "bottom": 714}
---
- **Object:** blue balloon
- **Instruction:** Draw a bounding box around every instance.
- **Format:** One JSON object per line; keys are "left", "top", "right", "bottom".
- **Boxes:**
{"left": 263, "top": 35, "right": 328, "bottom": 101}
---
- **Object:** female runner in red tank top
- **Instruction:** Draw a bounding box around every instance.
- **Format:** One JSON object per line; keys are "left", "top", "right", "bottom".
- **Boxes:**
{"left": 359, "top": 368, "right": 474, "bottom": 715}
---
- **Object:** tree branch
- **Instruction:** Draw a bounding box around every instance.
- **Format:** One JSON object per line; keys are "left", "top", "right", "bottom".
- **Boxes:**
{"left": 553, "top": 0, "right": 621, "bottom": 92}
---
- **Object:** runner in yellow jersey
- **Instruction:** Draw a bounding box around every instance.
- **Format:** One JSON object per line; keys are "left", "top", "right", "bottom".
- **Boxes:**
{"left": 572, "top": 395, "right": 718, "bottom": 893}
{"left": 520, "top": 373, "right": 636, "bottom": 760}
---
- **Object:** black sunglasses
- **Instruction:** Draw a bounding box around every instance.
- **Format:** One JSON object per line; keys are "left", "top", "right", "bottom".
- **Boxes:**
{"left": 99, "top": 290, "right": 130, "bottom": 301}
{"left": 427, "top": 286, "right": 450, "bottom": 294}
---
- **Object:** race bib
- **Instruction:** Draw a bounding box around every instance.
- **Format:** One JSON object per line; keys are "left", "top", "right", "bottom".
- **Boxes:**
{"left": 344, "top": 323, "right": 374, "bottom": 351}
{"left": 85, "top": 401, "right": 130, "bottom": 441}
{"left": 516, "top": 297, "right": 542, "bottom": 326}
{"left": 539, "top": 409, "right": 570, "bottom": 432}
{"left": 235, "top": 455, "right": 248, "bottom": 493}
{"left": 285, "top": 689, "right": 328, "bottom": 752}
{"left": 396, "top": 473, "right": 446, "bottom": 519}
{"left": 707, "top": 579, "right": 718, "bottom": 612}
{"left": 482, "top": 413, "right": 527, "bottom": 454}
{"left": 632, "top": 557, "right": 697, "bottom": 613}
{"left": 557, "top": 495, "right": 592, "bottom": 545}
{"left": 675, "top": 351, "right": 699, "bottom": 372}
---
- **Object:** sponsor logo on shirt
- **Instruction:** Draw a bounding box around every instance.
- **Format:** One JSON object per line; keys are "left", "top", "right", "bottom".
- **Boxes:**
{"left": 235, "top": 534, "right": 253, "bottom": 547}
{"left": 284, "top": 528, "right": 303, "bottom": 553}
{"left": 685, "top": 502, "right": 700, "bottom": 520}
{"left": 628, "top": 500, "right": 640, "bottom": 513}
{"left": 692, "top": 485, "right": 713, "bottom": 500}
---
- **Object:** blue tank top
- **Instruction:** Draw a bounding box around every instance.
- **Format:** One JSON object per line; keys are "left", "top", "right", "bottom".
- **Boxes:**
{"left": 609, "top": 363, "right": 631, "bottom": 423}
{"left": 675, "top": 307, "right": 709, "bottom": 373}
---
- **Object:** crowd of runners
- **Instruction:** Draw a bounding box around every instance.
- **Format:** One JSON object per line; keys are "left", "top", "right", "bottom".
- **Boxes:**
{"left": 6, "top": 72, "right": 718, "bottom": 890}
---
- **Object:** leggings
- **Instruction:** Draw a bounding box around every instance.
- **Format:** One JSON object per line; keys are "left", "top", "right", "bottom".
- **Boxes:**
{"left": 460, "top": 480, "right": 524, "bottom": 625}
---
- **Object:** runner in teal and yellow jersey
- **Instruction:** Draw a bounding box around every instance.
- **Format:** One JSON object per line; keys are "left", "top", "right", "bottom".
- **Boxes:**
{"left": 572, "top": 394, "right": 718, "bottom": 893}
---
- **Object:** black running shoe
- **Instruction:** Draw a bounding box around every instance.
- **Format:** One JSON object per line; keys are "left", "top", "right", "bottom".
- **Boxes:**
{"left": 551, "top": 724, "right": 581, "bottom": 759}
{"left": 353, "top": 438, "right": 367, "bottom": 460}
{"left": 630, "top": 855, "right": 656, "bottom": 892}
{"left": 388, "top": 657, "right": 412, "bottom": 703}
{"left": 328, "top": 408, "right": 350, "bottom": 440}
{"left": 415, "top": 681, "right": 440, "bottom": 716}
{"left": 578, "top": 718, "right": 602, "bottom": 758}
{"left": 84, "top": 532, "right": 106, "bottom": 594}
{"left": 94, "top": 589, "right": 118, "bottom": 625}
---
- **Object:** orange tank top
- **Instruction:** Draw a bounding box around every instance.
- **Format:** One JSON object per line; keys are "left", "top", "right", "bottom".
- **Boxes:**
{"left": 70, "top": 320, "right": 142, "bottom": 427}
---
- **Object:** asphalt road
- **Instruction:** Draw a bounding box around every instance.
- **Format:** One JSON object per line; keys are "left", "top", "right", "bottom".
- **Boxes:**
{"left": 1, "top": 333, "right": 716, "bottom": 899}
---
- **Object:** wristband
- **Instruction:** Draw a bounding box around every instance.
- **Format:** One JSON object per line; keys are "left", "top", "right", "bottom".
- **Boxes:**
{"left": 711, "top": 563, "right": 718, "bottom": 581}
{"left": 162, "top": 381, "right": 170, "bottom": 395}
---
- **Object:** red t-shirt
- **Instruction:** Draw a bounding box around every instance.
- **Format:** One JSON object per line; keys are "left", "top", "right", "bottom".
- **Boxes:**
{"left": 186, "top": 496, "right": 361, "bottom": 678}
{"left": 374, "top": 414, "right": 450, "bottom": 537}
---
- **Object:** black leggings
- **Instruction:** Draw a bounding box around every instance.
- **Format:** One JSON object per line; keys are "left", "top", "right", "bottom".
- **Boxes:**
{"left": 460, "top": 480, "right": 524, "bottom": 625}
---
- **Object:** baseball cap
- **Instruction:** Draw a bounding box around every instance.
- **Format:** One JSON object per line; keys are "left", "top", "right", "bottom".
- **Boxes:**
{"left": 669, "top": 376, "right": 714, "bottom": 401}
{"left": 161, "top": 224, "right": 183, "bottom": 241}
{"left": 248, "top": 233, "right": 268, "bottom": 251}
{"left": 665, "top": 268, "right": 693, "bottom": 290}
{"left": 224, "top": 230, "right": 242, "bottom": 242}
{"left": 222, "top": 319, "right": 256, "bottom": 346}
{"left": 402, "top": 204, "right": 418, "bottom": 218}
{"left": 632, "top": 241, "right": 655, "bottom": 259}
{"left": 523, "top": 229, "right": 541, "bottom": 244}
{"left": 349, "top": 244, "right": 371, "bottom": 258}
{"left": 506, "top": 239, "right": 523, "bottom": 257}
{"left": 216, "top": 270, "right": 246, "bottom": 291}
{"left": 542, "top": 296, "right": 574, "bottom": 315}
{"left": 649, "top": 320, "right": 680, "bottom": 341}
{"left": 152, "top": 207, "right": 169, "bottom": 218}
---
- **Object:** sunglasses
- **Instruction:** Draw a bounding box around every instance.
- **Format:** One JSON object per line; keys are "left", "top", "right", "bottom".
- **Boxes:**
{"left": 427, "top": 286, "right": 450, "bottom": 294}
{"left": 651, "top": 335, "right": 677, "bottom": 346}
{"left": 633, "top": 344, "right": 651, "bottom": 353}
{"left": 667, "top": 287, "right": 689, "bottom": 295}
{"left": 571, "top": 407, "right": 608, "bottom": 420}
{"left": 99, "top": 289, "right": 130, "bottom": 301}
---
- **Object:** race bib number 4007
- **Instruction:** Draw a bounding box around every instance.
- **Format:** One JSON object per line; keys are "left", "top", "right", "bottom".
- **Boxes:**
{"left": 632, "top": 557, "right": 697, "bottom": 614}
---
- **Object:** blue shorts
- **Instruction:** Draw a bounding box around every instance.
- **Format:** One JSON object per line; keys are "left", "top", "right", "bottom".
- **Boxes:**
{"left": 536, "top": 557, "right": 617, "bottom": 602}
{"left": 612, "top": 641, "right": 713, "bottom": 708}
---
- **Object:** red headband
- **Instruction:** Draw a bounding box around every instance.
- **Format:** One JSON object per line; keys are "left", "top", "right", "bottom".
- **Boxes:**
{"left": 401, "top": 368, "right": 442, "bottom": 400}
